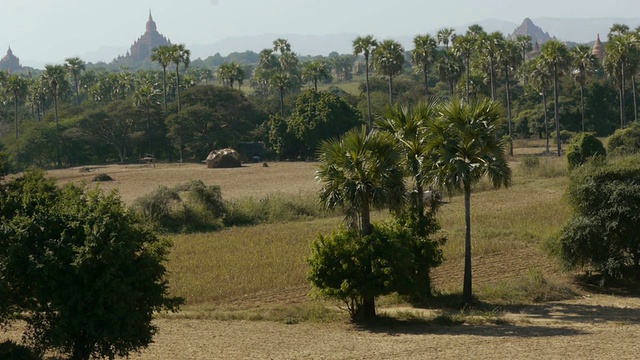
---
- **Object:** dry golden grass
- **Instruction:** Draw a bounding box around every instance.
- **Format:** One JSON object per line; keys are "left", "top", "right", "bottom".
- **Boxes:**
{"left": 45, "top": 162, "right": 322, "bottom": 205}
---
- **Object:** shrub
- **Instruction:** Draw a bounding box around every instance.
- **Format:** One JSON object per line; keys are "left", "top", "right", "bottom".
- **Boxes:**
{"left": 566, "top": 133, "right": 606, "bottom": 170}
{"left": 521, "top": 154, "right": 540, "bottom": 172}
{"left": 557, "top": 156, "right": 640, "bottom": 279}
{"left": 0, "top": 340, "right": 40, "bottom": 360}
{"left": 307, "top": 219, "right": 444, "bottom": 320}
{"left": 551, "top": 130, "right": 575, "bottom": 144}
{"left": 607, "top": 122, "right": 640, "bottom": 156}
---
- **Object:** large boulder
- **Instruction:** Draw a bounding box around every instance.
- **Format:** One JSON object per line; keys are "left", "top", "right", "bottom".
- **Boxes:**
{"left": 205, "top": 148, "right": 242, "bottom": 168}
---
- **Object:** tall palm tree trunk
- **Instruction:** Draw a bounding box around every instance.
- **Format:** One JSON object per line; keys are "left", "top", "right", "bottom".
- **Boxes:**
{"left": 580, "top": 84, "right": 585, "bottom": 132}
{"left": 423, "top": 64, "right": 429, "bottom": 97}
{"left": 506, "top": 67, "right": 513, "bottom": 156}
{"left": 465, "top": 59, "right": 471, "bottom": 104}
{"left": 14, "top": 97, "right": 19, "bottom": 141}
{"left": 543, "top": 90, "right": 550, "bottom": 155}
{"left": 388, "top": 75, "right": 394, "bottom": 105}
{"left": 490, "top": 58, "right": 496, "bottom": 101}
{"left": 54, "top": 90, "right": 62, "bottom": 168}
{"left": 365, "top": 56, "right": 373, "bottom": 132}
{"left": 632, "top": 76, "right": 638, "bottom": 123}
{"left": 279, "top": 88, "right": 285, "bottom": 118}
{"left": 176, "top": 65, "right": 182, "bottom": 112}
{"left": 463, "top": 181, "right": 473, "bottom": 304}
{"left": 554, "top": 67, "right": 561, "bottom": 156}
{"left": 162, "top": 66, "right": 168, "bottom": 111}
{"left": 146, "top": 106, "right": 152, "bottom": 155}
{"left": 74, "top": 74, "right": 80, "bottom": 106}
{"left": 621, "top": 64, "right": 627, "bottom": 128}
{"left": 360, "top": 200, "right": 376, "bottom": 319}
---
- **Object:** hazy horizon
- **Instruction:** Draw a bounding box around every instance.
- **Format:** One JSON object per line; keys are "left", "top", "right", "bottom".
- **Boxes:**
{"left": 2, "top": 0, "right": 640, "bottom": 68}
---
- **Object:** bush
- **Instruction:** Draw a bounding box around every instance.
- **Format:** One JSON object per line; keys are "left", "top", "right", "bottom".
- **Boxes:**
{"left": 607, "top": 122, "right": 640, "bottom": 156}
{"left": 521, "top": 155, "right": 540, "bottom": 172}
{"left": 557, "top": 156, "right": 640, "bottom": 279}
{"left": 566, "top": 133, "right": 606, "bottom": 170}
{"left": 551, "top": 130, "right": 575, "bottom": 144}
{"left": 307, "top": 219, "right": 444, "bottom": 320}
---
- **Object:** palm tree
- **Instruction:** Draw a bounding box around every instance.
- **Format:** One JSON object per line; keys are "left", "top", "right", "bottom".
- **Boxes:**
{"left": 273, "top": 38, "right": 291, "bottom": 55}
{"left": 605, "top": 32, "right": 639, "bottom": 129}
{"left": 353, "top": 35, "right": 378, "bottom": 131}
{"left": 168, "top": 44, "right": 191, "bottom": 113}
{"left": 217, "top": 63, "right": 234, "bottom": 88}
{"left": 42, "top": 64, "right": 67, "bottom": 167}
{"left": 427, "top": 98, "right": 511, "bottom": 304}
{"left": 230, "top": 62, "right": 246, "bottom": 90}
{"left": 497, "top": 39, "right": 524, "bottom": 156}
{"left": 452, "top": 34, "right": 475, "bottom": 103}
{"left": 437, "top": 28, "right": 456, "bottom": 51}
{"left": 570, "top": 45, "right": 598, "bottom": 132}
{"left": 270, "top": 72, "right": 291, "bottom": 117}
{"left": 64, "top": 57, "right": 85, "bottom": 105}
{"left": 515, "top": 35, "right": 533, "bottom": 87}
{"left": 5, "top": 75, "right": 29, "bottom": 140}
{"left": 302, "top": 61, "right": 329, "bottom": 91}
{"left": 412, "top": 34, "right": 438, "bottom": 97}
{"left": 529, "top": 57, "right": 553, "bottom": 155}
{"left": 373, "top": 39, "right": 405, "bottom": 105}
{"left": 436, "top": 49, "right": 463, "bottom": 97}
{"left": 133, "top": 81, "right": 161, "bottom": 155}
{"left": 541, "top": 40, "right": 570, "bottom": 156}
{"left": 316, "top": 126, "right": 405, "bottom": 318}
{"left": 479, "top": 32, "right": 504, "bottom": 101}
{"left": 151, "top": 46, "right": 172, "bottom": 110}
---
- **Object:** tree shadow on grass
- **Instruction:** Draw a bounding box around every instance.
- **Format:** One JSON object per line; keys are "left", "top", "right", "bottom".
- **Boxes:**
{"left": 352, "top": 316, "right": 586, "bottom": 338}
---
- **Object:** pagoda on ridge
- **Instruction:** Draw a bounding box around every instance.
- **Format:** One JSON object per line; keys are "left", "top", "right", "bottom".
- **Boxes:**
{"left": 0, "top": 47, "right": 23, "bottom": 72}
{"left": 592, "top": 34, "right": 605, "bottom": 61}
{"left": 127, "top": 11, "right": 171, "bottom": 62}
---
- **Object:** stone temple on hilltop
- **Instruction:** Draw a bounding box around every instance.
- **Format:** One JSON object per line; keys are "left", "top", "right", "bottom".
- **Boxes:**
{"left": 119, "top": 11, "right": 171, "bottom": 62}
{"left": 0, "top": 47, "right": 23, "bottom": 72}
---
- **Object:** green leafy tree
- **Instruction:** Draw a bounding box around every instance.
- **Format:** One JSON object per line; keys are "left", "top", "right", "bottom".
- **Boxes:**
{"left": 0, "top": 170, "right": 182, "bottom": 360}
{"left": 412, "top": 34, "right": 438, "bottom": 97}
{"left": 373, "top": 39, "right": 405, "bottom": 105}
{"left": 558, "top": 157, "right": 640, "bottom": 279}
{"left": 316, "top": 127, "right": 406, "bottom": 318}
{"left": 541, "top": 40, "right": 570, "bottom": 156}
{"left": 427, "top": 98, "right": 511, "bottom": 303}
{"left": 287, "top": 90, "right": 363, "bottom": 158}
{"left": 353, "top": 35, "right": 378, "bottom": 131}
{"left": 64, "top": 57, "right": 85, "bottom": 105}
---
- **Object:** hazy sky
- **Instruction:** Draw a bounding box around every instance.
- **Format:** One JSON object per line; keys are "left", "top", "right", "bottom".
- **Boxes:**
{"left": 1, "top": 0, "right": 640, "bottom": 67}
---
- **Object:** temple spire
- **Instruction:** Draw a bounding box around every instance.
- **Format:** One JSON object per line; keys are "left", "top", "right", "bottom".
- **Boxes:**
{"left": 149, "top": 9, "right": 153, "bottom": 21}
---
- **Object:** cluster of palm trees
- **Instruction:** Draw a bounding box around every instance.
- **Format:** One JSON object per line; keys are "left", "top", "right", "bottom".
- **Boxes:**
{"left": 317, "top": 98, "right": 511, "bottom": 310}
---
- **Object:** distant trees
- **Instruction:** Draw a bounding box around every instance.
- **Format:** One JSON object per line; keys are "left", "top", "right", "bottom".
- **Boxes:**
{"left": 541, "top": 40, "right": 570, "bottom": 156}
{"left": 65, "top": 57, "right": 86, "bottom": 105}
{"left": 42, "top": 64, "right": 67, "bottom": 167}
{"left": 412, "top": 34, "right": 438, "bottom": 97}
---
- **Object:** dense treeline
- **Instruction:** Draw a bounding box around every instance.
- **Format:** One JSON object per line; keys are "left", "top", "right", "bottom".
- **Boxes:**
{"left": 1, "top": 24, "right": 639, "bottom": 170}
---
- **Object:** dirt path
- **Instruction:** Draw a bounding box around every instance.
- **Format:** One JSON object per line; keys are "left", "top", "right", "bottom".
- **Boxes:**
{"left": 123, "top": 294, "right": 640, "bottom": 359}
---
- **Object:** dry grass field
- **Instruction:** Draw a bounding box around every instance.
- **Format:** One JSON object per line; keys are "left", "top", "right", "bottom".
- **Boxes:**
{"left": 3, "top": 147, "right": 640, "bottom": 359}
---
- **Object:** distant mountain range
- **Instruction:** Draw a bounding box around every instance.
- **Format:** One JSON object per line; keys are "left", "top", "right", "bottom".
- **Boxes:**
{"left": 68, "top": 17, "right": 640, "bottom": 65}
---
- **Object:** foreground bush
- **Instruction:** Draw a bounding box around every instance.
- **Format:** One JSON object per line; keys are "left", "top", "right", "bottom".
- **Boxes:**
{"left": 0, "top": 170, "right": 182, "bottom": 360}
{"left": 566, "top": 133, "right": 606, "bottom": 170}
{"left": 556, "top": 156, "right": 640, "bottom": 279}
{"left": 307, "top": 219, "right": 443, "bottom": 321}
